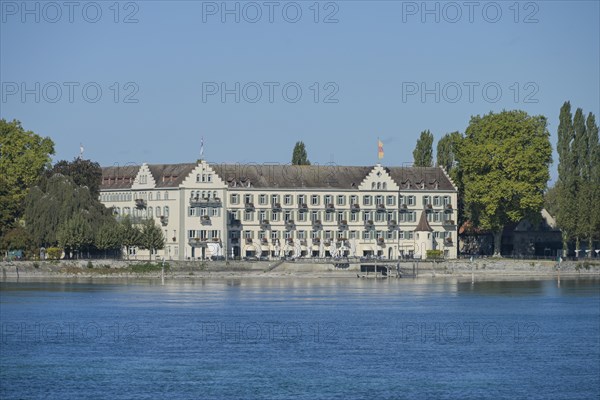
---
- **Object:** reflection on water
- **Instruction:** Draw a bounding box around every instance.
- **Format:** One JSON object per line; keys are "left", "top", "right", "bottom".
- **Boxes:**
{"left": 1, "top": 278, "right": 599, "bottom": 400}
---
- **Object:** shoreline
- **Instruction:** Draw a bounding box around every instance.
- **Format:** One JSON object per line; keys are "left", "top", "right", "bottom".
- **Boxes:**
{"left": 1, "top": 259, "right": 599, "bottom": 282}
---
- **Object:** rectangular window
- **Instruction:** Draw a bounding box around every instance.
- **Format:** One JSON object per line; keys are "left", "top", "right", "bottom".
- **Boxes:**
{"left": 337, "top": 195, "right": 345, "bottom": 206}
{"left": 298, "top": 194, "right": 306, "bottom": 204}
{"left": 311, "top": 211, "right": 319, "bottom": 222}
{"left": 259, "top": 211, "right": 267, "bottom": 221}
{"left": 363, "top": 231, "right": 370, "bottom": 240}
{"left": 423, "top": 196, "right": 431, "bottom": 206}
{"left": 311, "top": 231, "right": 319, "bottom": 239}
{"left": 349, "top": 230, "right": 356, "bottom": 239}
{"left": 298, "top": 230, "right": 306, "bottom": 239}
{"left": 284, "top": 211, "right": 292, "bottom": 221}
{"left": 433, "top": 196, "right": 441, "bottom": 206}
{"left": 350, "top": 195, "right": 358, "bottom": 205}
{"left": 272, "top": 212, "right": 280, "bottom": 222}
{"left": 350, "top": 212, "right": 358, "bottom": 222}
{"left": 408, "top": 196, "right": 415, "bottom": 206}
{"left": 244, "top": 211, "right": 253, "bottom": 221}
{"left": 311, "top": 195, "right": 319, "bottom": 206}
{"left": 230, "top": 194, "right": 239, "bottom": 204}
{"left": 244, "top": 230, "right": 252, "bottom": 239}
{"left": 298, "top": 212, "right": 306, "bottom": 222}
{"left": 188, "top": 207, "right": 196, "bottom": 217}
{"left": 259, "top": 194, "right": 267, "bottom": 205}
{"left": 375, "top": 195, "right": 384, "bottom": 205}
{"left": 325, "top": 212, "right": 333, "bottom": 222}
{"left": 386, "top": 195, "right": 395, "bottom": 206}
{"left": 244, "top": 194, "right": 253, "bottom": 204}
{"left": 284, "top": 195, "right": 292, "bottom": 205}
{"left": 271, "top": 194, "right": 279, "bottom": 205}
{"left": 271, "top": 230, "right": 279, "bottom": 240}
{"left": 363, "top": 195, "right": 372, "bottom": 206}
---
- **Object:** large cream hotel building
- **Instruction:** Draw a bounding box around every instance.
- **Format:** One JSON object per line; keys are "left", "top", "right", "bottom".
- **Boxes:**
{"left": 100, "top": 161, "right": 458, "bottom": 260}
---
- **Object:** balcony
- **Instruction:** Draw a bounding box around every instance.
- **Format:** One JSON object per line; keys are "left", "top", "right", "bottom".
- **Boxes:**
{"left": 324, "top": 240, "right": 331, "bottom": 247}
{"left": 444, "top": 238, "right": 453, "bottom": 246}
{"left": 287, "top": 238, "right": 295, "bottom": 245}
{"left": 300, "top": 239, "right": 307, "bottom": 247}
{"left": 189, "top": 237, "right": 208, "bottom": 247}
{"left": 351, "top": 204, "right": 360, "bottom": 212}
{"left": 388, "top": 220, "right": 397, "bottom": 229}
{"left": 245, "top": 238, "right": 253, "bottom": 245}
{"left": 160, "top": 216, "right": 168, "bottom": 226}
{"left": 261, "top": 237, "right": 269, "bottom": 245}
{"left": 377, "top": 238, "right": 385, "bottom": 245}
{"left": 312, "top": 238, "right": 321, "bottom": 245}
{"left": 201, "top": 215, "right": 211, "bottom": 225}
{"left": 272, "top": 203, "right": 282, "bottom": 212}
{"left": 364, "top": 220, "right": 374, "bottom": 228}
{"left": 211, "top": 237, "right": 220, "bottom": 243}
{"left": 312, "top": 220, "right": 322, "bottom": 229}
{"left": 285, "top": 220, "right": 295, "bottom": 229}
{"left": 443, "top": 219, "right": 455, "bottom": 227}
{"left": 135, "top": 199, "right": 147, "bottom": 209}
{"left": 245, "top": 202, "right": 255, "bottom": 211}
{"left": 399, "top": 204, "right": 408, "bottom": 212}
{"left": 377, "top": 204, "right": 386, "bottom": 212}
{"left": 336, "top": 239, "right": 348, "bottom": 248}
{"left": 445, "top": 204, "right": 453, "bottom": 212}
{"left": 260, "top": 219, "right": 270, "bottom": 229}
{"left": 229, "top": 219, "right": 241, "bottom": 228}
{"left": 338, "top": 220, "right": 348, "bottom": 229}
{"left": 298, "top": 203, "right": 308, "bottom": 212}
{"left": 231, "top": 238, "right": 239, "bottom": 244}
{"left": 190, "top": 196, "right": 222, "bottom": 208}
{"left": 424, "top": 203, "right": 433, "bottom": 212}
{"left": 326, "top": 203, "right": 335, "bottom": 212}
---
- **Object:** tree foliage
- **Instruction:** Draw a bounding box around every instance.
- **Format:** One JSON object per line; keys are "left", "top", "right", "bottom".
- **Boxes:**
{"left": 51, "top": 158, "right": 103, "bottom": 199}
{"left": 292, "top": 141, "right": 311, "bottom": 165}
{"left": 0, "top": 119, "right": 54, "bottom": 234}
{"left": 458, "top": 110, "right": 552, "bottom": 256}
{"left": 57, "top": 213, "right": 94, "bottom": 257}
{"left": 413, "top": 130, "right": 434, "bottom": 167}
{"left": 119, "top": 216, "right": 142, "bottom": 258}
{"left": 95, "top": 221, "right": 122, "bottom": 256}
{"left": 555, "top": 102, "right": 600, "bottom": 255}
{"left": 139, "top": 219, "right": 165, "bottom": 259}
{"left": 24, "top": 174, "right": 113, "bottom": 247}
{"left": 436, "top": 131, "right": 462, "bottom": 176}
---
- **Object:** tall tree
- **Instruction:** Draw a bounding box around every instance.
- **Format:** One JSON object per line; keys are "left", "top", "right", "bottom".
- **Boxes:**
{"left": 95, "top": 221, "right": 122, "bottom": 258}
{"left": 139, "top": 219, "right": 165, "bottom": 260}
{"left": 436, "top": 131, "right": 462, "bottom": 176}
{"left": 292, "top": 141, "right": 311, "bottom": 165}
{"left": 555, "top": 102, "right": 578, "bottom": 256}
{"left": 413, "top": 130, "right": 434, "bottom": 167}
{"left": 458, "top": 110, "right": 552, "bottom": 257}
{"left": 581, "top": 112, "right": 600, "bottom": 254}
{"left": 51, "top": 158, "right": 103, "bottom": 199}
{"left": 0, "top": 119, "right": 54, "bottom": 234}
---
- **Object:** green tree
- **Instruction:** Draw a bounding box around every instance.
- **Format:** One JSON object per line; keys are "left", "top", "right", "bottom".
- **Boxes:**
{"left": 139, "top": 219, "right": 165, "bottom": 260}
{"left": 413, "top": 130, "right": 434, "bottom": 167}
{"left": 458, "top": 110, "right": 552, "bottom": 257}
{"left": 436, "top": 131, "right": 462, "bottom": 176}
{"left": 0, "top": 119, "right": 54, "bottom": 234}
{"left": 119, "top": 216, "right": 142, "bottom": 259}
{"left": 292, "top": 141, "right": 311, "bottom": 165}
{"left": 24, "top": 174, "right": 113, "bottom": 248}
{"left": 0, "top": 225, "right": 33, "bottom": 255}
{"left": 555, "top": 102, "right": 578, "bottom": 256}
{"left": 57, "top": 213, "right": 94, "bottom": 259}
{"left": 543, "top": 185, "right": 559, "bottom": 219}
{"left": 51, "top": 158, "right": 103, "bottom": 198}
{"left": 581, "top": 112, "right": 600, "bottom": 254}
{"left": 95, "top": 221, "right": 122, "bottom": 258}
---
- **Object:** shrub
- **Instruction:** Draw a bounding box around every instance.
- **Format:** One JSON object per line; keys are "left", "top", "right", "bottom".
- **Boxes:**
{"left": 32, "top": 262, "right": 40, "bottom": 269}
{"left": 426, "top": 250, "right": 443, "bottom": 260}
{"left": 87, "top": 261, "right": 94, "bottom": 269}
{"left": 47, "top": 247, "right": 62, "bottom": 260}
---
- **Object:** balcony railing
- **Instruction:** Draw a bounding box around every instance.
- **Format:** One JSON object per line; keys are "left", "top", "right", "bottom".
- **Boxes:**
{"left": 189, "top": 237, "right": 208, "bottom": 247}
{"left": 377, "top": 238, "right": 385, "bottom": 245}
{"left": 377, "top": 204, "right": 386, "bottom": 212}
{"left": 424, "top": 203, "right": 433, "bottom": 212}
{"left": 338, "top": 220, "right": 348, "bottom": 229}
{"left": 324, "top": 240, "right": 331, "bottom": 247}
{"left": 399, "top": 204, "right": 408, "bottom": 212}
{"left": 229, "top": 219, "right": 241, "bottom": 227}
{"left": 245, "top": 238, "right": 253, "bottom": 244}
{"left": 364, "top": 220, "right": 374, "bottom": 228}
{"left": 445, "top": 204, "right": 453, "bottom": 212}
{"left": 388, "top": 220, "right": 397, "bottom": 229}
{"left": 160, "top": 216, "right": 168, "bottom": 226}
{"left": 326, "top": 204, "right": 335, "bottom": 212}
{"left": 272, "top": 203, "right": 282, "bottom": 212}
{"left": 190, "top": 196, "right": 222, "bottom": 208}
{"left": 260, "top": 220, "right": 270, "bottom": 229}
{"left": 300, "top": 239, "right": 307, "bottom": 246}
{"left": 285, "top": 220, "right": 295, "bottom": 228}
{"left": 245, "top": 202, "right": 255, "bottom": 211}
{"left": 312, "top": 220, "right": 322, "bottom": 229}
{"left": 312, "top": 238, "right": 321, "bottom": 245}
{"left": 351, "top": 204, "right": 360, "bottom": 212}
{"left": 231, "top": 238, "right": 239, "bottom": 244}
{"left": 443, "top": 219, "right": 455, "bottom": 227}
{"left": 444, "top": 238, "right": 453, "bottom": 246}
{"left": 201, "top": 215, "right": 211, "bottom": 225}
{"left": 261, "top": 238, "right": 269, "bottom": 245}
{"left": 287, "top": 238, "right": 295, "bottom": 245}
{"left": 298, "top": 203, "right": 308, "bottom": 212}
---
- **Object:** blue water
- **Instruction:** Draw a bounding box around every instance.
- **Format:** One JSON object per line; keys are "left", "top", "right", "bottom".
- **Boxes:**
{"left": 1, "top": 277, "right": 599, "bottom": 399}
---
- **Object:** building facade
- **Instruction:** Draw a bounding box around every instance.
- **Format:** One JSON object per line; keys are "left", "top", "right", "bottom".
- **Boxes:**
{"left": 100, "top": 161, "right": 458, "bottom": 260}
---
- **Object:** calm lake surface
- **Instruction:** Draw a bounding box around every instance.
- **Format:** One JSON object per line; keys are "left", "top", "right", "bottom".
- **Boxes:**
{"left": 1, "top": 277, "right": 599, "bottom": 399}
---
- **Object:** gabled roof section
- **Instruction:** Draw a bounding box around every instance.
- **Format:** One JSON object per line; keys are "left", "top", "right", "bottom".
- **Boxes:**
{"left": 101, "top": 165, "right": 140, "bottom": 190}
{"left": 131, "top": 163, "right": 157, "bottom": 190}
{"left": 414, "top": 211, "right": 433, "bottom": 232}
{"left": 387, "top": 167, "right": 454, "bottom": 191}
{"left": 357, "top": 164, "right": 400, "bottom": 191}
{"left": 147, "top": 163, "right": 197, "bottom": 187}
{"left": 180, "top": 161, "right": 227, "bottom": 188}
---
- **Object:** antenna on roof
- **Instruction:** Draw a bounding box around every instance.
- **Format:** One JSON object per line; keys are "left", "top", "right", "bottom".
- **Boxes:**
{"left": 78, "top": 143, "right": 84, "bottom": 160}
{"left": 200, "top": 137, "right": 205, "bottom": 160}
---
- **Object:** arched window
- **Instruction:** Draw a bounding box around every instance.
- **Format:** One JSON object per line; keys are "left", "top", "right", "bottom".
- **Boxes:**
{"left": 157, "top": 192, "right": 161, "bottom": 200}
{"left": 164, "top": 192, "right": 169, "bottom": 200}
{"left": 156, "top": 207, "right": 161, "bottom": 217}
{"left": 148, "top": 207, "right": 153, "bottom": 218}
{"left": 371, "top": 182, "right": 376, "bottom": 189}
{"left": 164, "top": 206, "right": 169, "bottom": 217}
{"left": 213, "top": 191, "right": 217, "bottom": 198}
{"left": 196, "top": 174, "right": 201, "bottom": 182}
{"left": 382, "top": 182, "right": 387, "bottom": 190}
{"left": 377, "top": 182, "right": 381, "bottom": 190}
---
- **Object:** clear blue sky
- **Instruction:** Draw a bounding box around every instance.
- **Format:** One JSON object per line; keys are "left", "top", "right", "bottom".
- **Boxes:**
{"left": 1, "top": 0, "right": 599, "bottom": 184}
